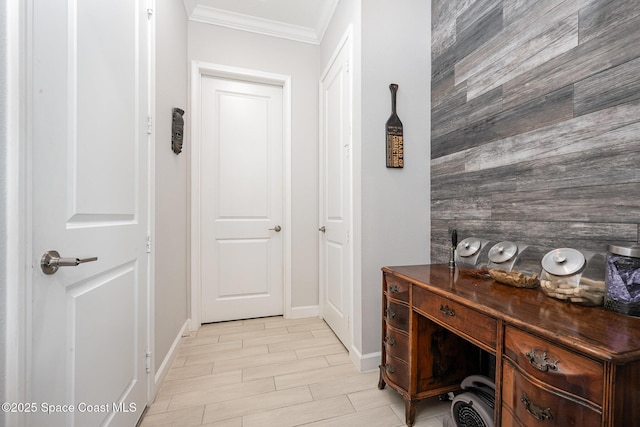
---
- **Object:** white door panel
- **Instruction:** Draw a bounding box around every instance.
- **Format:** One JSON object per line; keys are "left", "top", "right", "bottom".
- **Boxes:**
{"left": 30, "top": 0, "right": 149, "bottom": 425}
{"left": 319, "top": 33, "right": 353, "bottom": 349}
{"left": 200, "top": 77, "right": 284, "bottom": 323}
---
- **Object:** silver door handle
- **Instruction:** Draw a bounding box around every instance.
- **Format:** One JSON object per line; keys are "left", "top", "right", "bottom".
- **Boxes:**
{"left": 41, "top": 250, "right": 98, "bottom": 275}
{"left": 269, "top": 225, "right": 282, "bottom": 232}
{"left": 319, "top": 226, "right": 326, "bottom": 233}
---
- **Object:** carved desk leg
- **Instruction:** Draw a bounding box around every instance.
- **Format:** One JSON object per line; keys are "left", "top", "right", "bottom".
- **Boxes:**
{"left": 378, "top": 365, "right": 387, "bottom": 389}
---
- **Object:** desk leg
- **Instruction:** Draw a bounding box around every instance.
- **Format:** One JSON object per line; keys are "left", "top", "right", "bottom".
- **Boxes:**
{"left": 377, "top": 365, "right": 386, "bottom": 389}
{"left": 405, "top": 399, "right": 417, "bottom": 427}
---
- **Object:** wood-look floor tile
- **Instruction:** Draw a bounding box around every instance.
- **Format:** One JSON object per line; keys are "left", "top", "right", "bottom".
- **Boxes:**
{"left": 200, "top": 418, "right": 242, "bottom": 427}
{"left": 212, "top": 349, "right": 298, "bottom": 372}
{"left": 347, "top": 386, "right": 401, "bottom": 412}
{"left": 167, "top": 377, "right": 275, "bottom": 411}
{"left": 177, "top": 340, "right": 241, "bottom": 357}
{"left": 295, "top": 343, "right": 346, "bottom": 359}
{"left": 157, "top": 370, "right": 242, "bottom": 397}
{"left": 301, "top": 405, "right": 404, "bottom": 427}
{"left": 182, "top": 334, "right": 220, "bottom": 348}
{"left": 240, "top": 330, "right": 314, "bottom": 348}
{"left": 242, "top": 356, "right": 329, "bottom": 381}
{"left": 141, "top": 317, "right": 448, "bottom": 427}
{"left": 198, "top": 321, "right": 263, "bottom": 336}
{"left": 185, "top": 344, "right": 269, "bottom": 366}
{"left": 310, "top": 370, "right": 379, "bottom": 400}
{"left": 217, "top": 326, "right": 289, "bottom": 343}
{"left": 165, "top": 362, "right": 214, "bottom": 381}
{"left": 139, "top": 405, "right": 205, "bottom": 427}
{"left": 144, "top": 395, "right": 171, "bottom": 416}
{"left": 274, "top": 362, "right": 360, "bottom": 390}
{"left": 285, "top": 321, "right": 329, "bottom": 333}
{"left": 201, "top": 386, "right": 313, "bottom": 424}
{"left": 324, "top": 352, "right": 351, "bottom": 366}
{"left": 241, "top": 395, "right": 355, "bottom": 427}
{"left": 261, "top": 316, "right": 326, "bottom": 329}
{"left": 267, "top": 335, "right": 340, "bottom": 353}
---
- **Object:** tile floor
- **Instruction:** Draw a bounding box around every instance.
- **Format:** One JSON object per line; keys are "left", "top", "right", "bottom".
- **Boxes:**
{"left": 140, "top": 316, "right": 450, "bottom": 427}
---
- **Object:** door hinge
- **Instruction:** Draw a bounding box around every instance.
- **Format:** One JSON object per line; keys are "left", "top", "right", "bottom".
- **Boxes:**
{"left": 346, "top": 230, "right": 350, "bottom": 244}
{"left": 146, "top": 351, "right": 152, "bottom": 373}
{"left": 147, "top": 116, "right": 153, "bottom": 134}
{"left": 147, "top": 0, "right": 154, "bottom": 19}
{"left": 346, "top": 60, "right": 350, "bottom": 73}
{"left": 146, "top": 233, "right": 152, "bottom": 253}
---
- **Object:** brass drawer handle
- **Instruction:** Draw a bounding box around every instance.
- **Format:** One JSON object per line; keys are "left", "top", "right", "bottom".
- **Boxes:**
{"left": 525, "top": 349, "right": 559, "bottom": 372}
{"left": 439, "top": 304, "right": 455, "bottom": 317}
{"left": 521, "top": 393, "right": 553, "bottom": 421}
{"left": 385, "top": 363, "right": 395, "bottom": 374}
{"left": 385, "top": 308, "right": 396, "bottom": 319}
{"left": 389, "top": 284, "right": 399, "bottom": 293}
{"left": 385, "top": 336, "right": 396, "bottom": 346}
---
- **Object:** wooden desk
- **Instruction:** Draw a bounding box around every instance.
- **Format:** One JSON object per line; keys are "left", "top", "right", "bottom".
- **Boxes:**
{"left": 378, "top": 264, "right": 640, "bottom": 427}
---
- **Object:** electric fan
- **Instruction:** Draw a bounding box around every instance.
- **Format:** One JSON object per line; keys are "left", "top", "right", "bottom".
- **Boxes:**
{"left": 442, "top": 375, "right": 495, "bottom": 427}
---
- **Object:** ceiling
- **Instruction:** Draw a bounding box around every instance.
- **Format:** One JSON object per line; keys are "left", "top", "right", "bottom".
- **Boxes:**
{"left": 183, "top": 0, "right": 340, "bottom": 45}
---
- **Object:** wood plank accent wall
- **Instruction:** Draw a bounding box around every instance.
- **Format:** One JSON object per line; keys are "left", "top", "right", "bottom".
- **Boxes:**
{"left": 430, "top": 0, "right": 640, "bottom": 263}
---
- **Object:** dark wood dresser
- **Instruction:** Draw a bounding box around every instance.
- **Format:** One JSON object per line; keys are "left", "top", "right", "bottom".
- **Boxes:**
{"left": 378, "top": 264, "right": 640, "bottom": 427}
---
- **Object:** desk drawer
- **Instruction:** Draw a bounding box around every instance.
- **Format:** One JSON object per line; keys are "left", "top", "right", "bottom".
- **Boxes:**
{"left": 385, "top": 299, "right": 409, "bottom": 332}
{"left": 384, "top": 323, "right": 409, "bottom": 363}
{"left": 504, "top": 326, "right": 603, "bottom": 405}
{"left": 502, "top": 361, "right": 601, "bottom": 427}
{"left": 383, "top": 354, "right": 409, "bottom": 391}
{"left": 412, "top": 286, "right": 497, "bottom": 349}
{"left": 384, "top": 273, "right": 410, "bottom": 302}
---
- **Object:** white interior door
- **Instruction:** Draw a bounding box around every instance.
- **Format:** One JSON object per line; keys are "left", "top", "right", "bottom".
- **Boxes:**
{"left": 29, "top": 1, "right": 150, "bottom": 426}
{"left": 200, "top": 76, "right": 284, "bottom": 323}
{"left": 319, "top": 34, "right": 353, "bottom": 349}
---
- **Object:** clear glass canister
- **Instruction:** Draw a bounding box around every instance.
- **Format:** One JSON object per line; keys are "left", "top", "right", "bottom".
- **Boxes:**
{"left": 487, "top": 241, "right": 526, "bottom": 271}
{"left": 540, "top": 248, "right": 606, "bottom": 306}
{"left": 605, "top": 244, "right": 640, "bottom": 317}
{"left": 488, "top": 243, "right": 541, "bottom": 288}
{"left": 455, "top": 237, "right": 494, "bottom": 278}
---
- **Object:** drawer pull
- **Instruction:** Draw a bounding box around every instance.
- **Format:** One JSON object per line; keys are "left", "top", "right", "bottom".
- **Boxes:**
{"left": 385, "top": 308, "right": 396, "bottom": 319}
{"left": 439, "top": 304, "right": 455, "bottom": 317}
{"left": 525, "top": 349, "right": 559, "bottom": 372}
{"left": 385, "top": 336, "right": 396, "bottom": 346}
{"left": 521, "top": 393, "right": 553, "bottom": 421}
{"left": 385, "top": 363, "right": 396, "bottom": 374}
{"left": 389, "top": 284, "right": 400, "bottom": 293}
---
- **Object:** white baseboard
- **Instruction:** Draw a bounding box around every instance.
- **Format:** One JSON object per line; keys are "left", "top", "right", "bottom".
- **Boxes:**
{"left": 349, "top": 346, "right": 381, "bottom": 373}
{"left": 287, "top": 305, "right": 320, "bottom": 319}
{"left": 152, "top": 319, "right": 190, "bottom": 398}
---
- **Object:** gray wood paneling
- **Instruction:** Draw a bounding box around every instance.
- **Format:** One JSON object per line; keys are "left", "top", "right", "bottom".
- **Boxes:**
{"left": 431, "top": 0, "right": 640, "bottom": 264}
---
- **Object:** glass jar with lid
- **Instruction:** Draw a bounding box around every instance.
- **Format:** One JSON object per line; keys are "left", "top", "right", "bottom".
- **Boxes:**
{"left": 487, "top": 241, "right": 527, "bottom": 271}
{"left": 605, "top": 243, "right": 640, "bottom": 317}
{"left": 455, "top": 237, "right": 494, "bottom": 278}
{"left": 540, "top": 248, "right": 606, "bottom": 306}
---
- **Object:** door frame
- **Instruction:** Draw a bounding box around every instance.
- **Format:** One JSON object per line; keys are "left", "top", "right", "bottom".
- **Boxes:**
{"left": 3, "top": 1, "right": 156, "bottom": 424}
{"left": 189, "top": 61, "right": 292, "bottom": 330}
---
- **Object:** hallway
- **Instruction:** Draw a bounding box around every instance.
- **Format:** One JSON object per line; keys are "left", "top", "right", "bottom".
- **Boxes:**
{"left": 140, "top": 316, "right": 448, "bottom": 426}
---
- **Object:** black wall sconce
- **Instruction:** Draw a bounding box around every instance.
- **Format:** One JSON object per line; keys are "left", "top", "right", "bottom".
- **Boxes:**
{"left": 172, "top": 107, "right": 185, "bottom": 155}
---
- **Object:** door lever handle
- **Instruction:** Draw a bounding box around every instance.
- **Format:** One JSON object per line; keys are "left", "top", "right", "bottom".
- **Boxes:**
{"left": 269, "top": 225, "right": 282, "bottom": 232}
{"left": 41, "top": 250, "right": 98, "bottom": 275}
{"left": 319, "top": 226, "right": 326, "bottom": 233}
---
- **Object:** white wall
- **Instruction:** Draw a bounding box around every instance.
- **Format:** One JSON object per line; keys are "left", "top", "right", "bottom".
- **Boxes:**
{"left": 188, "top": 23, "right": 321, "bottom": 309}
{"left": 360, "top": 0, "right": 431, "bottom": 360}
{"left": 154, "top": 0, "right": 189, "bottom": 378}
{"left": 321, "top": 0, "right": 431, "bottom": 369}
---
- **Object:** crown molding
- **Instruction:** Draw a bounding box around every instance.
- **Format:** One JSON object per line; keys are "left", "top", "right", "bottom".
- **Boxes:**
{"left": 189, "top": 5, "right": 320, "bottom": 44}
{"left": 184, "top": 0, "right": 339, "bottom": 45}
